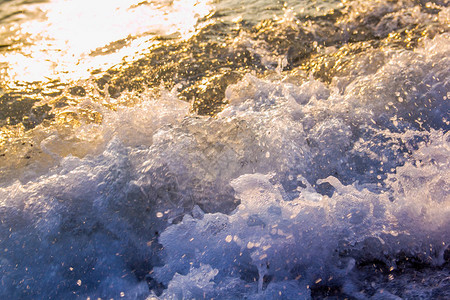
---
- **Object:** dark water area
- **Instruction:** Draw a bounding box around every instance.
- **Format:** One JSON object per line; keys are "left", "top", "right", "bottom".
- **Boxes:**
{"left": 0, "top": 0, "right": 449, "bottom": 299}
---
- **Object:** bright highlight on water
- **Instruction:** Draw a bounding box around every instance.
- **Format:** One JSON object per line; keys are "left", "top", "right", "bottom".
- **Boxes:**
{"left": 0, "top": 0, "right": 449, "bottom": 299}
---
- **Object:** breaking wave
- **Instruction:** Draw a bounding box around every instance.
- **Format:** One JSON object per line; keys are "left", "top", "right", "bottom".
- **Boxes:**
{"left": 0, "top": 0, "right": 449, "bottom": 299}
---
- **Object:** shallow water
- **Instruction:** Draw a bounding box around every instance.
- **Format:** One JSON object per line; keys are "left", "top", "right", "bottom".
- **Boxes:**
{"left": 0, "top": 0, "right": 449, "bottom": 299}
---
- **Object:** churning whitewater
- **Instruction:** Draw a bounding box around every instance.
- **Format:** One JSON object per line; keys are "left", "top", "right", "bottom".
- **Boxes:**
{"left": 0, "top": 0, "right": 449, "bottom": 299}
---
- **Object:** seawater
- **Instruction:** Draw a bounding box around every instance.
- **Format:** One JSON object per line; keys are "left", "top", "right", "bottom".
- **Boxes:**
{"left": 0, "top": 0, "right": 449, "bottom": 299}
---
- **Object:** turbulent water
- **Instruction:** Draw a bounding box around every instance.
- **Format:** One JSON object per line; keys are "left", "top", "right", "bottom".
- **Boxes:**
{"left": 0, "top": 0, "right": 449, "bottom": 299}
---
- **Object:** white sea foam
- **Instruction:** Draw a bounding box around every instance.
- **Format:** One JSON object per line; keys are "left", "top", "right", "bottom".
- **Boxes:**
{"left": 0, "top": 26, "right": 449, "bottom": 300}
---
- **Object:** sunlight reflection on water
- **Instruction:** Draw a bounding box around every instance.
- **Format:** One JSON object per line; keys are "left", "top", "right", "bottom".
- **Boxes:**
{"left": 0, "top": 0, "right": 212, "bottom": 83}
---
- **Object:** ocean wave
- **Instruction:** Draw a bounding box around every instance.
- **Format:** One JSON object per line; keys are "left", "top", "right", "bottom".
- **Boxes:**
{"left": 0, "top": 0, "right": 449, "bottom": 299}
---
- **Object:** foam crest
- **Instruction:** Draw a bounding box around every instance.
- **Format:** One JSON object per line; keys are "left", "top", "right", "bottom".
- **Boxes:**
{"left": 0, "top": 24, "right": 448, "bottom": 300}
{"left": 153, "top": 153, "right": 448, "bottom": 299}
